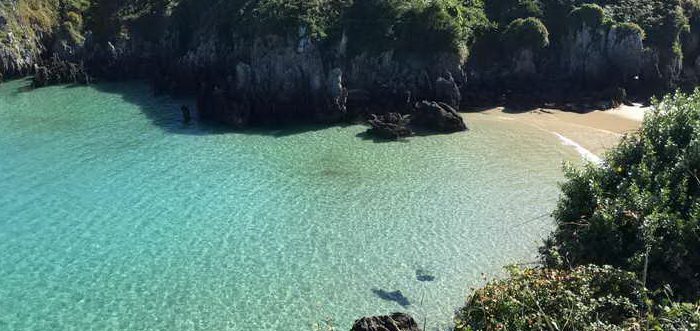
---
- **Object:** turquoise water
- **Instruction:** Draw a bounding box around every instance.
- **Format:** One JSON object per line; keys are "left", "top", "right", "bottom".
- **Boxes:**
{"left": 0, "top": 79, "right": 577, "bottom": 331}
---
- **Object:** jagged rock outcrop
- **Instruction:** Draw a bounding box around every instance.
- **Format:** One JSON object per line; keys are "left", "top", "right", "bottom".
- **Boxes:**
{"left": 350, "top": 313, "right": 420, "bottom": 331}
{"left": 364, "top": 100, "right": 467, "bottom": 139}
{"left": 413, "top": 101, "right": 468, "bottom": 133}
{"left": 366, "top": 113, "right": 413, "bottom": 140}
{"left": 32, "top": 55, "right": 90, "bottom": 87}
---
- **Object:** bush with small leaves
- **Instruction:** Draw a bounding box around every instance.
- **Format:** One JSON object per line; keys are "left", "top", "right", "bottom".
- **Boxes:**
{"left": 502, "top": 17, "right": 550, "bottom": 50}
{"left": 542, "top": 89, "right": 700, "bottom": 301}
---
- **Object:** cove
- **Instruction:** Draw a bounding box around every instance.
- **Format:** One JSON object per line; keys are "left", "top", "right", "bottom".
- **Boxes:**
{"left": 0, "top": 79, "right": 578, "bottom": 331}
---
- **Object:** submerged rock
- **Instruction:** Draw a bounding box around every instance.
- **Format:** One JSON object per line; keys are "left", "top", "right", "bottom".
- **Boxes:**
{"left": 415, "top": 269, "right": 436, "bottom": 282}
{"left": 350, "top": 313, "right": 420, "bottom": 331}
{"left": 413, "top": 101, "right": 467, "bottom": 133}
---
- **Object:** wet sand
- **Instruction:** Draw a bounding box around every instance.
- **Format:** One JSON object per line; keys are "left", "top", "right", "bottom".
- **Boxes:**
{"left": 464, "top": 105, "right": 648, "bottom": 158}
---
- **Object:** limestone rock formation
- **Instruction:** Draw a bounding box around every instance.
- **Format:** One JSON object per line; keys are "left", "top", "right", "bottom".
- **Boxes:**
{"left": 561, "top": 20, "right": 645, "bottom": 87}
{"left": 435, "top": 73, "right": 461, "bottom": 109}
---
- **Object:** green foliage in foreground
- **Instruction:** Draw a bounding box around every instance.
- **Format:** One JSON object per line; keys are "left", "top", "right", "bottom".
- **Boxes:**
{"left": 455, "top": 265, "right": 700, "bottom": 331}
{"left": 541, "top": 89, "right": 700, "bottom": 300}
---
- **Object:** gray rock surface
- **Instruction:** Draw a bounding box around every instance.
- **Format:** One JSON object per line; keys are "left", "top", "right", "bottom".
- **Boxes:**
{"left": 350, "top": 313, "right": 420, "bottom": 331}
{"left": 413, "top": 101, "right": 467, "bottom": 133}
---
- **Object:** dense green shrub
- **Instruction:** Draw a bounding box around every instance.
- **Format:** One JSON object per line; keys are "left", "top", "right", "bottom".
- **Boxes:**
{"left": 397, "top": 0, "right": 487, "bottom": 56}
{"left": 340, "top": 0, "right": 403, "bottom": 54}
{"left": 485, "top": 0, "right": 544, "bottom": 26}
{"left": 250, "top": 0, "right": 350, "bottom": 39}
{"left": 166, "top": 0, "right": 489, "bottom": 57}
{"left": 455, "top": 265, "right": 700, "bottom": 331}
{"left": 455, "top": 265, "right": 645, "bottom": 331}
{"left": 614, "top": 22, "right": 646, "bottom": 40}
{"left": 542, "top": 89, "right": 700, "bottom": 300}
{"left": 569, "top": 3, "right": 609, "bottom": 30}
{"left": 502, "top": 17, "right": 550, "bottom": 50}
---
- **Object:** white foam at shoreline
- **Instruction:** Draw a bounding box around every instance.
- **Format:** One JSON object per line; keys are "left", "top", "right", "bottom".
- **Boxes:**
{"left": 554, "top": 132, "right": 602, "bottom": 164}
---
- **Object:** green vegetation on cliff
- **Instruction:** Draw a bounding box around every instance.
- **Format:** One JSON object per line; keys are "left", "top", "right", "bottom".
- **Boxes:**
{"left": 502, "top": 17, "right": 550, "bottom": 50}
{"left": 5, "top": 0, "right": 700, "bottom": 90}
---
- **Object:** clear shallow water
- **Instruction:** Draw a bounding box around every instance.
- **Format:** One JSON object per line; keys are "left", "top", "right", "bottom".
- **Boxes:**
{"left": 0, "top": 79, "right": 577, "bottom": 331}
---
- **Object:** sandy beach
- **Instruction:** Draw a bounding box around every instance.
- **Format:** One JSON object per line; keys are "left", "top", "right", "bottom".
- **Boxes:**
{"left": 464, "top": 105, "right": 648, "bottom": 160}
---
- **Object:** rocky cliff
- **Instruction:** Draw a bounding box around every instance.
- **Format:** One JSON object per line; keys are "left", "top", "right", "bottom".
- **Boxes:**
{"left": 0, "top": 0, "right": 47, "bottom": 79}
{"left": 2, "top": 1, "right": 700, "bottom": 128}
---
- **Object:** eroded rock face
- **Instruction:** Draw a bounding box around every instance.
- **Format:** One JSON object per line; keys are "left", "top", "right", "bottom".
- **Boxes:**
{"left": 607, "top": 26, "right": 644, "bottom": 81}
{"left": 561, "top": 22, "right": 647, "bottom": 87}
{"left": 512, "top": 48, "right": 537, "bottom": 78}
{"left": 563, "top": 24, "right": 609, "bottom": 84}
{"left": 189, "top": 33, "right": 347, "bottom": 126}
{"left": 350, "top": 313, "right": 420, "bottom": 331}
{"left": 435, "top": 73, "right": 461, "bottom": 109}
{"left": 346, "top": 51, "right": 465, "bottom": 113}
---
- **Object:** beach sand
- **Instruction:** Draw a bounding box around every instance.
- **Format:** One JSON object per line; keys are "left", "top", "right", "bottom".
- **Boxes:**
{"left": 463, "top": 105, "right": 648, "bottom": 159}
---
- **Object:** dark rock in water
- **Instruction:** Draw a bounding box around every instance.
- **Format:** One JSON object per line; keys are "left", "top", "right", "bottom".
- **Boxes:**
{"left": 415, "top": 269, "right": 436, "bottom": 282}
{"left": 181, "top": 105, "right": 192, "bottom": 124}
{"left": 33, "top": 66, "right": 49, "bottom": 88}
{"left": 366, "top": 113, "right": 413, "bottom": 140}
{"left": 371, "top": 289, "right": 411, "bottom": 307}
{"left": 413, "top": 101, "right": 467, "bottom": 133}
{"left": 351, "top": 313, "right": 420, "bottom": 331}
